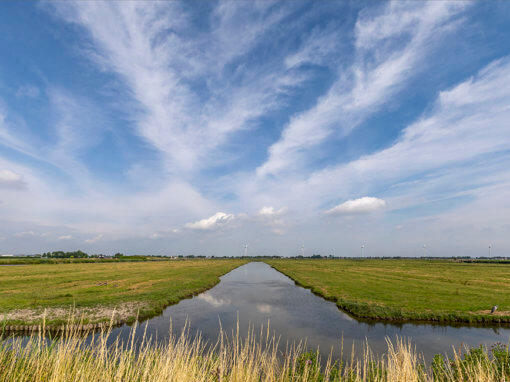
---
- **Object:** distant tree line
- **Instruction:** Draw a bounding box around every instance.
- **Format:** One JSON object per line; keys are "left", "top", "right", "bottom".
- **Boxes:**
{"left": 41, "top": 250, "right": 89, "bottom": 258}
{"left": 35, "top": 252, "right": 508, "bottom": 261}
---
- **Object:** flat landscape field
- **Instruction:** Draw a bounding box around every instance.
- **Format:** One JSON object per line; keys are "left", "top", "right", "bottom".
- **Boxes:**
{"left": 0, "top": 259, "right": 247, "bottom": 326}
{"left": 266, "top": 259, "right": 510, "bottom": 323}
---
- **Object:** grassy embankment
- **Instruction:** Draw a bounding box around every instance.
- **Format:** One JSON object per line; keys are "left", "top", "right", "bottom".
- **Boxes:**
{"left": 0, "top": 259, "right": 247, "bottom": 327}
{"left": 1, "top": 323, "right": 510, "bottom": 381}
{"left": 266, "top": 259, "right": 510, "bottom": 324}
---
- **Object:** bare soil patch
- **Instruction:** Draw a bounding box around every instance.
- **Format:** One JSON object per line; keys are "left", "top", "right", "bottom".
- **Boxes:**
{"left": 0, "top": 301, "right": 149, "bottom": 325}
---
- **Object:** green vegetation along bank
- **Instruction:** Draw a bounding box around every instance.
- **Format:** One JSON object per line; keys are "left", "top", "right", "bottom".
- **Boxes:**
{"left": 0, "top": 259, "right": 247, "bottom": 327}
{"left": 265, "top": 259, "right": 510, "bottom": 324}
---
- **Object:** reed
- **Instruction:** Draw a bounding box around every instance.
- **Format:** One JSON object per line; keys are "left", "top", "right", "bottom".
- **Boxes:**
{"left": 1, "top": 319, "right": 509, "bottom": 381}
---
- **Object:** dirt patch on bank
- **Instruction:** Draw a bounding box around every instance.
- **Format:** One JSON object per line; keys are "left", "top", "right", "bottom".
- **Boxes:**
{"left": 0, "top": 301, "right": 149, "bottom": 325}
{"left": 476, "top": 309, "right": 510, "bottom": 317}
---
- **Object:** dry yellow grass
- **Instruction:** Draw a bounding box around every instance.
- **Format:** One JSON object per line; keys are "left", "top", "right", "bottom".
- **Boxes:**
{"left": 1, "top": 318, "right": 509, "bottom": 381}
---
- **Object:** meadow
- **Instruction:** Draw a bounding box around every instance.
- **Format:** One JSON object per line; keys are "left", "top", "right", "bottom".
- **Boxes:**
{"left": 0, "top": 256, "right": 157, "bottom": 265}
{"left": 1, "top": 322, "right": 509, "bottom": 382}
{"left": 265, "top": 259, "right": 510, "bottom": 323}
{"left": 0, "top": 259, "right": 247, "bottom": 326}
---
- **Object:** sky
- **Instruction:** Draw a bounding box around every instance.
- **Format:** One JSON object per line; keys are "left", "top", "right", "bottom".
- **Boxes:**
{"left": 0, "top": 1, "right": 509, "bottom": 257}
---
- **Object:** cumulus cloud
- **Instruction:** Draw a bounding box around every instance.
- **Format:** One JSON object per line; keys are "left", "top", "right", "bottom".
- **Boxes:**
{"left": 196, "top": 294, "right": 231, "bottom": 307}
{"left": 185, "top": 212, "right": 235, "bottom": 231}
{"left": 256, "top": 206, "right": 288, "bottom": 235}
{"left": 0, "top": 169, "right": 26, "bottom": 189}
{"left": 257, "top": 206, "right": 287, "bottom": 218}
{"left": 325, "top": 197, "right": 387, "bottom": 216}
{"left": 256, "top": 304, "right": 272, "bottom": 313}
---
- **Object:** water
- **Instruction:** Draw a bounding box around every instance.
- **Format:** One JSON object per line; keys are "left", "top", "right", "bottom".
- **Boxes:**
{"left": 105, "top": 262, "right": 510, "bottom": 361}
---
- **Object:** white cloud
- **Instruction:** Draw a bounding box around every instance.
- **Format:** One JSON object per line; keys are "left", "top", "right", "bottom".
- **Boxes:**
{"left": 14, "top": 231, "right": 36, "bottom": 238}
{"left": 256, "top": 304, "right": 272, "bottom": 313}
{"left": 48, "top": 2, "right": 307, "bottom": 174}
{"left": 196, "top": 294, "right": 230, "bottom": 307}
{"left": 325, "top": 197, "right": 387, "bottom": 216}
{"left": 0, "top": 169, "right": 26, "bottom": 189}
{"left": 85, "top": 234, "right": 103, "bottom": 243}
{"left": 1, "top": 2, "right": 508, "bottom": 257}
{"left": 256, "top": 206, "right": 288, "bottom": 235}
{"left": 15, "top": 85, "right": 40, "bottom": 99}
{"left": 185, "top": 212, "right": 235, "bottom": 231}
{"left": 258, "top": 206, "right": 287, "bottom": 218}
{"left": 58, "top": 235, "right": 72, "bottom": 240}
{"left": 1, "top": 87, "right": 108, "bottom": 187}
{"left": 150, "top": 228, "right": 181, "bottom": 239}
{"left": 308, "top": 55, "right": 510, "bottom": 205}
{"left": 257, "top": 1, "right": 469, "bottom": 176}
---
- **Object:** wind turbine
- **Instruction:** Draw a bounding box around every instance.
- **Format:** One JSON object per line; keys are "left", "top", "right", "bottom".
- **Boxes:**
{"left": 360, "top": 244, "right": 365, "bottom": 257}
{"left": 489, "top": 244, "right": 492, "bottom": 257}
{"left": 423, "top": 244, "right": 427, "bottom": 257}
{"left": 243, "top": 244, "right": 248, "bottom": 257}
{"left": 300, "top": 243, "right": 305, "bottom": 257}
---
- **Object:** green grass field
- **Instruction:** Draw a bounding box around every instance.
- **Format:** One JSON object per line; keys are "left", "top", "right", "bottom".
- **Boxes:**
{"left": 0, "top": 259, "right": 247, "bottom": 326}
{"left": 265, "top": 259, "right": 510, "bottom": 323}
{"left": 0, "top": 256, "right": 161, "bottom": 265}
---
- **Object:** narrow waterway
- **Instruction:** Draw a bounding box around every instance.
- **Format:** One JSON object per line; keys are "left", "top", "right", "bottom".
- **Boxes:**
{"left": 106, "top": 261, "right": 510, "bottom": 362}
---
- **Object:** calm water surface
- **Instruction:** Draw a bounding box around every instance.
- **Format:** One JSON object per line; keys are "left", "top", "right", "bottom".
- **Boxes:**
{"left": 106, "top": 262, "right": 510, "bottom": 361}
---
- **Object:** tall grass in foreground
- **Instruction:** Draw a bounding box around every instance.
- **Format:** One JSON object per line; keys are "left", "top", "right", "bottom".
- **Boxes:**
{"left": 1, "top": 320, "right": 510, "bottom": 381}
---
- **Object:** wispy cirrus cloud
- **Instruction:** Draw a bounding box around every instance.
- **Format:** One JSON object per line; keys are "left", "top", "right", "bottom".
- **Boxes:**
{"left": 47, "top": 1, "right": 313, "bottom": 174}
{"left": 1, "top": 1, "right": 509, "bottom": 256}
{"left": 15, "top": 85, "right": 40, "bottom": 99}
{"left": 307, "top": 55, "right": 510, "bottom": 203}
{"left": 325, "top": 197, "right": 386, "bottom": 216}
{"left": 229, "top": 53, "right": 510, "bottom": 246}
{"left": 257, "top": 1, "right": 470, "bottom": 177}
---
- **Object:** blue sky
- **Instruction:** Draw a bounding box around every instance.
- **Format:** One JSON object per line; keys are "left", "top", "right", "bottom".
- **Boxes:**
{"left": 0, "top": 1, "right": 509, "bottom": 257}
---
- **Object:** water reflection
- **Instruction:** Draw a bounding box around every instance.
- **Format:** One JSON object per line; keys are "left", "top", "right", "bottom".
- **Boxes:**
{"left": 104, "top": 262, "right": 510, "bottom": 362}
